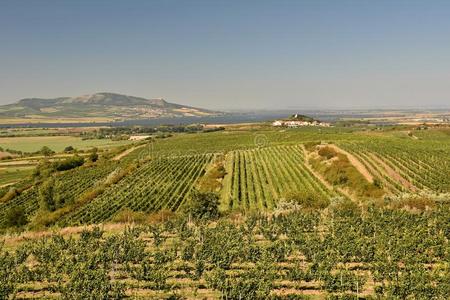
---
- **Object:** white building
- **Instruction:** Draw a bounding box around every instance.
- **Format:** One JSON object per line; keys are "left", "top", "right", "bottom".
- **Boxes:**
{"left": 272, "top": 120, "right": 284, "bottom": 126}
{"left": 272, "top": 120, "right": 331, "bottom": 127}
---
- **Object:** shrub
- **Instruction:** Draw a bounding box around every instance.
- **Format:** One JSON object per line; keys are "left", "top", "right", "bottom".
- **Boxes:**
{"left": 283, "top": 190, "right": 330, "bottom": 209}
{"left": 3, "top": 206, "right": 28, "bottom": 227}
{"left": 318, "top": 146, "right": 337, "bottom": 159}
{"left": 39, "top": 178, "right": 56, "bottom": 211}
{"left": 89, "top": 151, "right": 99, "bottom": 162}
{"left": 304, "top": 141, "right": 320, "bottom": 152}
{"left": 53, "top": 155, "right": 85, "bottom": 171}
{"left": 184, "top": 190, "right": 220, "bottom": 220}
{"left": 39, "top": 146, "right": 54, "bottom": 156}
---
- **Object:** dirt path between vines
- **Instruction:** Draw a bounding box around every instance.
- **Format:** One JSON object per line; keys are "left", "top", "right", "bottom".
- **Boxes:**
{"left": 112, "top": 144, "right": 145, "bottom": 161}
{"left": 300, "top": 145, "right": 354, "bottom": 200}
{"left": 0, "top": 182, "right": 17, "bottom": 188}
{"left": 327, "top": 144, "right": 374, "bottom": 183}
{"left": 367, "top": 153, "right": 418, "bottom": 192}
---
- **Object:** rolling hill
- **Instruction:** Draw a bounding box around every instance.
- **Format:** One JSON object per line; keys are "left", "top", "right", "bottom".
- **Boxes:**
{"left": 0, "top": 92, "right": 220, "bottom": 124}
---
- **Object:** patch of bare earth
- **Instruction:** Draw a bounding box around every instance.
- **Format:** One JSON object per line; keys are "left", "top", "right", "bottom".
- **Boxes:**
{"left": 0, "top": 151, "right": 18, "bottom": 159}
{"left": 367, "top": 153, "right": 418, "bottom": 192}
{"left": 0, "top": 182, "right": 17, "bottom": 188}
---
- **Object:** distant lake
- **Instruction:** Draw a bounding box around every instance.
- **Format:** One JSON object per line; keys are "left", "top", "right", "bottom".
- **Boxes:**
{"left": 0, "top": 112, "right": 342, "bottom": 128}
{"left": 0, "top": 110, "right": 421, "bottom": 128}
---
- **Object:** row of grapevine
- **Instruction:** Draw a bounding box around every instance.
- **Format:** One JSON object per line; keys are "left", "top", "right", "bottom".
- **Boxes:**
{"left": 339, "top": 139, "right": 450, "bottom": 194}
{"left": 0, "top": 163, "right": 117, "bottom": 227}
{"left": 59, "top": 154, "right": 212, "bottom": 225}
{"left": 222, "top": 145, "right": 336, "bottom": 210}
{"left": 2, "top": 202, "right": 449, "bottom": 299}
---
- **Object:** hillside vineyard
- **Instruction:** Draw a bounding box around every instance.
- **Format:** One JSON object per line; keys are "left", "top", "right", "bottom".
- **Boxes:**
{"left": 1, "top": 126, "right": 449, "bottom": 299}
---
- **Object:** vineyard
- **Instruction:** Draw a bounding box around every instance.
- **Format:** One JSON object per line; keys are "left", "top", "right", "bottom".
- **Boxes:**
{"left": 1, "top": 202, "right": 449, "bottom": 299}
{"left": 1, "top": 127, "right": 450, "bottom": 228}
{"left": 337, "top": 138, "right": 450, "bottom": 194}
{"left": 0, "top": 163, "right": 118, "bottom": 228}
{"left": 58, "top": 154, "right": 212, "bottom": 225}
{"left": 0, "top": 126, "right": 449, "bottom": 298}
{"left": 222, "top": 145, "right": 337, "bottom": 210}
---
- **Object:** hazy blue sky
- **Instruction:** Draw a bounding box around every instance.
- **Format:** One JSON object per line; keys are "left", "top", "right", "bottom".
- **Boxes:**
{"left": 1, "top": 0, "right": 450, "bottom": 109}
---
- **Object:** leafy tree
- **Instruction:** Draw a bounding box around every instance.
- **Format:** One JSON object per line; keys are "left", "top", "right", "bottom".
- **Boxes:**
{"left": 184, "top": 190, "right": 220, "bottom": 220}
{"left": 39, "top": 178, "right": 56, "bottom": 211}
{"left": 89, "top": 150, "right": 99, "bottom": 162}
{"left": 40, "top": 146, "right": 55, "bottom": 156}
{"left": 63, "top": 146, "right": 74, "bottom": 153}
{"left": 53, "top": 155, "right": 84, "bottom": 171}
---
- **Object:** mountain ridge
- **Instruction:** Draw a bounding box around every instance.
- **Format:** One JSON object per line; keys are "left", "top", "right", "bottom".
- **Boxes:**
{"left": 0, "top": 92, "right": 220, "bottom": 123}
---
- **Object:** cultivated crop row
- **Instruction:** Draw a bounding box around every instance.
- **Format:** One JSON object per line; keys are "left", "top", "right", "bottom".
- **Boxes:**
{"left": 0, "top": 163, "right": 117, "bottom": 227}
{"left": 223, "top": 145, "right": 336, "bottom": 210}
{"left": 339, "top": 139, "right": 450, "bottom": 194}
{"left": 60, "top": 154, "right": 212, "bottom": 225}
{"left": 2, "top": 203, "right": 449, "bottom": 299}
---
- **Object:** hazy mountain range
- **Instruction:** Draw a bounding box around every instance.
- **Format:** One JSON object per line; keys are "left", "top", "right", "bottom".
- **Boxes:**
{"left": 0, "top": 93, "right": 219, "bottom": 123}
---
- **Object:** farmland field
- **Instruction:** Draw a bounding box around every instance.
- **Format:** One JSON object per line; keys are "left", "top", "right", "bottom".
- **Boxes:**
{"left": 0, "top": 125, "right": 449, "bottom": 299}
{"left": 59, "top": 154, "right": 212, "bottom": 225}
{"left": 222, "top": 145, "right": 337, "bottom": 210}
{"left": 0, "top": 135, "right": 132, "bottom": 152}
{"left": 1, "top": 202, "right": 449, "bottom": 299}
{"left": 0, "top": 166, "right": 33, "bottom": 186}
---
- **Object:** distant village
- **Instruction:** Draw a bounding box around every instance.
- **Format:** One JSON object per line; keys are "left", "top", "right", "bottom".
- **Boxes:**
{"left": 272, "top": 114, "right": 331, "bottom": 128}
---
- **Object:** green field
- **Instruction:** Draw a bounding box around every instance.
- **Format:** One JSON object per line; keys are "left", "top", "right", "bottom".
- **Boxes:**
{"left": 0, "top": 125, "right": 449, "bottom": 299}
{"left": 0, "top": 135, "right": 132, "bottom": 152}
{"left": 0, "top": 166, "right": 34, "bottom": 186}
{"left": 1, "top": 201, "right": 449, "bottom": 299}
{"left": 222, "top": 145, "right": 337, "bottom": 210}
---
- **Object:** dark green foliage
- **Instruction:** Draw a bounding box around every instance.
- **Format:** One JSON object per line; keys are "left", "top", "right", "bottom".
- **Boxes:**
{"left": 39, "top": 146, "right": 55, "bottom": 156}
{"left": 194, "top": 221, "right": 245, "bottom": 269}
{"left": 206, "top": 253, "right": 276, "bottom": 300}
{"left": 53, "top": 155, "right": 85, "bottom": 171}
{"left": 89, "top": 151, "right": 98, "bottom": 162}
{"left": 1, "top": 195, "right": 449, "bottom": 299}
{"left": 3, "top": 206, "right": 28, "bottom": 228}
{"left": 61, "top": 267, "right": 119, "bottom": 299}
{"left": 63, "top": 146, "right": 75, "bottom": 153}
{"left": 184, "top": 190, "right": 220, "bottom": 220}
{"left": 33, "top": 155, "right": 85, "bottom": 180}
{"left": 39, "top": 178, "right": 56, "bottom": 211}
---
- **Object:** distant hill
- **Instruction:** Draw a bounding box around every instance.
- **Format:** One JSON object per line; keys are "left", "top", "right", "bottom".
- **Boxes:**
{"left": 287, "top": 114, "right": 316, "bottom": 122}
{"left": 0, "top": 92, "right": 220, "bottom": 124}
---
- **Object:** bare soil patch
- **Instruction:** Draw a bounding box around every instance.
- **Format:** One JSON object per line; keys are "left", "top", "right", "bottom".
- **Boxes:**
{"left": 112, "top": 144, "right": 145, "bottom": 161}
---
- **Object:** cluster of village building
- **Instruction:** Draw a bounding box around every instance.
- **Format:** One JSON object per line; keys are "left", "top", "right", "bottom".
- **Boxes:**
{"left": 272, "top": 118, "right": 331, "bottom": 128}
